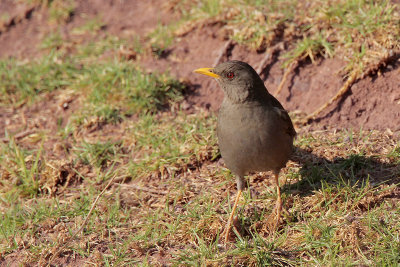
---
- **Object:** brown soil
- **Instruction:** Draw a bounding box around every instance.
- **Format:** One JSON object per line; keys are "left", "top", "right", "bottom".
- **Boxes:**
{"left": 320, "top": 66, "right": 400, "bottom": 130}
{"left": 1, "top": 0, "right": 399, "bottom": 130}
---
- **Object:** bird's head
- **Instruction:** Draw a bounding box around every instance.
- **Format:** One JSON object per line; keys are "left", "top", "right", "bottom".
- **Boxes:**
{"left": 194, "top": 60, "right": 266, "bottom": 103}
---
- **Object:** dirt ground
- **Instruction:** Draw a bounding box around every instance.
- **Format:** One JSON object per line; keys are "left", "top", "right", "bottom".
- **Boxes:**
{"left": 1, "top": 0, "right": 399, "bottom": 131}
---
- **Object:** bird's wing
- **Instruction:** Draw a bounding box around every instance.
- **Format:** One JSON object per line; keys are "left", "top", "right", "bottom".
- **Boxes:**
{"left": 269, "top": 96, "right": 297, "bottom": 138}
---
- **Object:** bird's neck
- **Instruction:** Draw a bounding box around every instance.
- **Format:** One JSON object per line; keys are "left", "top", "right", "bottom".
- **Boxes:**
{"left": 222, "top": 82, "right": 270, "bottom": 104}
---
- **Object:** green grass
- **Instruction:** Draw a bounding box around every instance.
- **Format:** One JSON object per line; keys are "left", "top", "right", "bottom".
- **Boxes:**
{"left": 82, "top": 62, "right": 185, "bottom": 113}
{"left": 73, "top": 141, "right": 122, "bottom": 169}
{"left": 0, "top": 50, "right": 185, "bottom": 116}
{"left": 0, "top": 52, "right": 79, "bottom": 106}
{"left": 48, "top": 0, "right": 76, "bottom": 23}
{"left": 0, "top": 139, "right": 43, "bottom": 197}
{"left": 127, "top": 112, "right": 218, "bottom": 180}
{"left": 41, "top": 32, "right": 64, "bottom": 50}
{"left": 388, "top": 146, "right": 400, "bottom": 164}
{"left": 71, "top": 17, "right": 106, "bottom": 34}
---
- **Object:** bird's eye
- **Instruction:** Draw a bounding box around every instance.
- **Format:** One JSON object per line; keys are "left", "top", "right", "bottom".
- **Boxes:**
{"left": 226, "top": 72, "right": 235, "bottom": 79}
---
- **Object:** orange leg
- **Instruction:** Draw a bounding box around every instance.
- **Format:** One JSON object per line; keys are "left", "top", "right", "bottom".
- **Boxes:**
{"left": 273, "top": 172, "right": 282, "bottom": 229}
{"left": 224, "top": 189, "right": 242, "bottom": 242}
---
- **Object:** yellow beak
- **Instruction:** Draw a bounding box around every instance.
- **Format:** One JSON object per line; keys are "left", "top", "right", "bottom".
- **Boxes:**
{"left": 193, "top": 68, "right": 220, "bottom": 78}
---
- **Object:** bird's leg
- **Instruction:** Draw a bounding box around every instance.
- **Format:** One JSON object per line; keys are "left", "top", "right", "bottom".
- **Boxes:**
{"left": 223, "top": 175, "right": 245, "bottom": 242}
{"left": 273, "top": 171, "right": 282, "bottom": 229}
{"left": 224, "top": 189, "right": 242, "bottom": 242}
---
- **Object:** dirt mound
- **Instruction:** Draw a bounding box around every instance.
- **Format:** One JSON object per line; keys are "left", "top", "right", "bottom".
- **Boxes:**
{"left": 319, "top": 66, "right": 400, "bottom": 130}
{"left": 0, "top": 0, "right": 399, "bottom": 130}
{"left": 141, "top": 25, "right": 400, "bottom": 131}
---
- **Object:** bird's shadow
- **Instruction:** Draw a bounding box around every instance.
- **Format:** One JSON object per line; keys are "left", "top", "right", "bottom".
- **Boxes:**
{"left": 184, "top": 83, "right": 202, "bottom": 97}
{"left": 234, "top": 145, "right": 399, "bottom": 245}
{"left": 283, "top": 147, "right": 400, "bottom": 197}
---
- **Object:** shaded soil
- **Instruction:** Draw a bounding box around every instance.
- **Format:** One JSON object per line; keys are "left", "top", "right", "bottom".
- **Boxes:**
{"left": 1, "top": 0, "right": 399, "bottom": 130}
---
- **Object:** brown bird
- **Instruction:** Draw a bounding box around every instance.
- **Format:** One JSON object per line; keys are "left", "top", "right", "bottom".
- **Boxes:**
{"left": 194, "top": 61, "right": 296, "bottom": 242}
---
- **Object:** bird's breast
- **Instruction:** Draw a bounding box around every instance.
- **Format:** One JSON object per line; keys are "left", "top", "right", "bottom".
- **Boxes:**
{"left": 217, "top": 102, "right": 293, "bottom": 176}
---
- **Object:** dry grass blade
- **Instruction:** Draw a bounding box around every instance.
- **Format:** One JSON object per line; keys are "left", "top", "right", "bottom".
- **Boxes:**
{"left": 274, "top": 60, "right": 297, "bottom": 97}
{"left": 119, "top": 183, "right": 167, "bottom": 195}
{"left": 305, "top": 70, "right": 359, "bottom": 121}
{"left": 213, "top": 39, "right": 234, "bottom": 67}
{"left": 0, "top": 130, "right": 37, "bottom": 143}
{"left": 256, "top": 42, "right": 283, "bottom": 76}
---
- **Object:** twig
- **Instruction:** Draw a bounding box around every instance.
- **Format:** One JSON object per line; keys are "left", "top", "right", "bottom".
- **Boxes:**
{"left": 256, "top": 52, "right": 273, "bottom": 76}
{"left": 20, "top": 110, "right": 27, "bottom": 126}
{"left": 1, "top": 129, "right": 36, "bottom": 143}
{"left": 75, "top": 177, "right": 115, "bottom": 236}
{"left": 256, "top": 42, "right": 283, "bottom": 75}
{"left": 213, "top": 40, "right": 234, "bottom": 67}
{"left": 304, "top": 49, "right": 400, "bottom": 123}
{"left": 119, "top": 183, "right": 167, "bottom": 195}
{"left": 48, "top": 176, "right": 116, "bottom": 264}
{"left": 274, "top": 60, "right": 297, "bottom": 97}
{"left": 305, "top": 70, "right": 359, "bottom": 121}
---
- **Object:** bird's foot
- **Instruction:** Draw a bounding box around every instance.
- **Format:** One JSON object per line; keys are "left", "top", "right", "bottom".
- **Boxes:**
{"left": 222, "top": 216, "right": 242, "bottom": 242}
{"left": 264, "top": 216, "right": 280, "bottom": 233}
{"left": 263, "top": 202, "right": 284, "bottom": 233}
